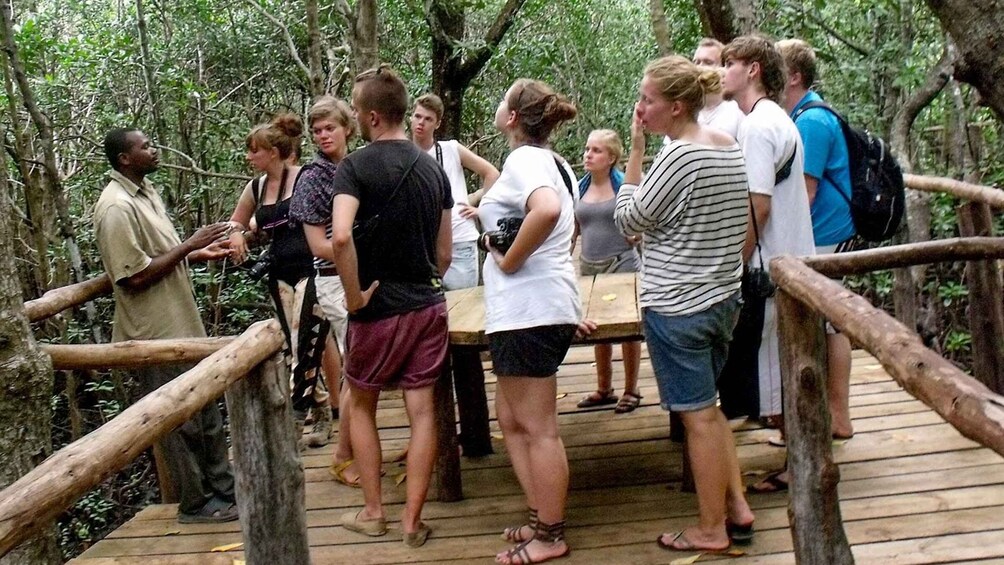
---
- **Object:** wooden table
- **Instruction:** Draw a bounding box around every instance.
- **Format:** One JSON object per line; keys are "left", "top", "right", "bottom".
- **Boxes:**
{"left": 434, "top": 272, "right": 643, "bottom": 501}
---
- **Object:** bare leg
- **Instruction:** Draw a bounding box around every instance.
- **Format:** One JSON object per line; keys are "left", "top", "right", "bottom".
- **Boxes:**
{"left": 496, "top": 377, "right": 569, "bottom": 564}
{"left": 347, "top": 383, "right": 383, "bottom": 520}
{"left": 594, "top": 343, "right": 613, "bottom": 393}
{"left": 400, "top": 385, "right": 437, "bottom": 534}
{"left": 321, "top": 335, "right": 340, "bottom": 410}
{"left": 496, "top": 380, "right": 537, "bottom": 511}
{"left": 827, "top": 333, "right": 854, "bottom": 438}
{"left": 621, "top": 341, "right": 641, "bottom": 395}
{"left": 658, "top": 406, "right": 733, "bottom": 551}
{"left": 332, "top": 384, "right": 358, "bottom": 483}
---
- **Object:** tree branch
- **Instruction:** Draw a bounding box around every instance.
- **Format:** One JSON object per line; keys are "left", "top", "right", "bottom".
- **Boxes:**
{"left": 156, "top": 145, "right": 252, "bottom": 181}
{"left": 457, "top": 0, "right": 527, "bottom": 85}
{"left": 807, "top": 12, "right": 871, "bottom": 57}
{"left": 890, "top": 43, "right": 955, "bottom": 169}
{"left": 243, "top": 0, "right": 311, "bottom": 82}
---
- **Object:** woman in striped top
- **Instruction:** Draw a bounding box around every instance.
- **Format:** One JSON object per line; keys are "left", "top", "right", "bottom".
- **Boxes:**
{"left": 614, "top": 55, "right": 755, "bottom": 553}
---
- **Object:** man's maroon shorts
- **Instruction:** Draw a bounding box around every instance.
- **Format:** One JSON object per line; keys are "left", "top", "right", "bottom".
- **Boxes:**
{"left": 344, "top": 301, "right": 448, "bottom": 391}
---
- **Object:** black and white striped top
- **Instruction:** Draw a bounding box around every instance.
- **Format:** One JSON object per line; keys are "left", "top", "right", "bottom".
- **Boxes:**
{"left": 614, "top": 141, "right": 749, "bottom": 315}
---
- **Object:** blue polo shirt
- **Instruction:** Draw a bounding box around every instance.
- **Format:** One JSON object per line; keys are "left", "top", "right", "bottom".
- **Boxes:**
{"left": 791, "top": 91, "right": 855, "bottom": 246}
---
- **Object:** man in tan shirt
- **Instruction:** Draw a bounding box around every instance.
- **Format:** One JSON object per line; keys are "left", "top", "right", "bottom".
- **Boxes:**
{"left": 95, "top": 127, "right": 237, "bottom": 523}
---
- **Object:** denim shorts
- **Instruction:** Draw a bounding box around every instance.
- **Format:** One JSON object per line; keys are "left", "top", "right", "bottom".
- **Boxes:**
{"left": 489, "top": 324, "right": 577, "bottom": 378}
{"left": 643, "top": 292, "right": 741, "bottom": 412}
{"left": 443, "top": 240, "right": 480, "bottom": 290}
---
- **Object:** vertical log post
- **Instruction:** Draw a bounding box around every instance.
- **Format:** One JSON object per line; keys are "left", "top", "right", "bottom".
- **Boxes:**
{"left": 452, "top": 346, "right": 493, "bottom": 456}
{"left": 958, "top": 203, "right": 1004, "bottom": 395}
{"left": 226, "top": 354, "right": 310, "bottom": 565}
{"left": 434, "top": 352, "right": 463, "bottom": 502}
{"left": 776, "top": 290, "right": 854, "bottom": 565}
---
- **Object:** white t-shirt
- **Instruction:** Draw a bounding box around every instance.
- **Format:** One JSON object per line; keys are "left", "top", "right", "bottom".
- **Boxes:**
{"left": 479, "top": 145, "right": 581, "bottom": 333}
{"left": 699, "top": 99, "right": 744, "bottom": 139}
{"left": 428, "top": 140, "right": 480, "bottom": 243}
{"left": 737, "top": 100, "right": 815, "bottom": 270}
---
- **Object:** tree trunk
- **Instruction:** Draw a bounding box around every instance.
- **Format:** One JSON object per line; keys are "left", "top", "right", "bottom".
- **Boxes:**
{"left": 693, "top": 0, "right": 755, "bottom": 42}
{"left": 427, "top": 0, "right": 527, "bottom": 140}
{"left": 305, "top": 0, "right": 325, "bottom": 96}
{"left": 352, "top": 0, "right": 378, "bottom": 73}
{"left": 0, "top": 110, "right": 60, "bottom": 565}
{"left": 924, "top": 0, "right": 1004, "bottom": 121}
{"left": 135, "top": 0, "right": 171, "bottom": 206}
{"left": 649, "top": 0, "right": 672, "bottom": 57}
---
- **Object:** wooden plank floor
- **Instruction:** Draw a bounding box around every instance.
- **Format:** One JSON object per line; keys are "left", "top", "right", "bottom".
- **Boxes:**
{"left": 70, "top": 348, "right": 1004, "bottom": 565}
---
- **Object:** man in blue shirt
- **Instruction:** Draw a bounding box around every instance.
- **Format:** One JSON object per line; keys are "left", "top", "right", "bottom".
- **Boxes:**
{"left": 778, "top": 38, "right": 855, "bottom": 440}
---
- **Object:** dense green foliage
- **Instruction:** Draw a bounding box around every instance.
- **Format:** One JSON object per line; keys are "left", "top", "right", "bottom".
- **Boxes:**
{"left": 2, "top": 0, "right": 1001, "bottom": 558}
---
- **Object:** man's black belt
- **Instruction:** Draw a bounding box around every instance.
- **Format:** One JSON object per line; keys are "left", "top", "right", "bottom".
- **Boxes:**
{"left": 316, "top": 267, "right": 338, "bottom": 277}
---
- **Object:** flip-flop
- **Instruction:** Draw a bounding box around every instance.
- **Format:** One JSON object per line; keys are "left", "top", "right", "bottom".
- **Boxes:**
{"left": 656, "top": 531, "right": 731, "bottom": 553}
{"left": 177, "top": 496, "right": 239, "bottom": 524}
{"left": 576, "top": 389, "right": 618, "bottom": 408}
{"left": 329, "top": 459, "right": 361, "bottom": 488}
{"left": 748, "top": 471, "right": 789, "bottom": 494}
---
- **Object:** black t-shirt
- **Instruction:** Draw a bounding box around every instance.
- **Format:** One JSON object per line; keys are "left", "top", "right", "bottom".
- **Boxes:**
{"left": 331, "top": 140, "right": 453, "bottom": 321}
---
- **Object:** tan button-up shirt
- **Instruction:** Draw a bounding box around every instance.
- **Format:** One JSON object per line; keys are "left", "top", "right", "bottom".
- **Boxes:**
{"left": 94, "top": 170, "right": 206, "bottom": 342}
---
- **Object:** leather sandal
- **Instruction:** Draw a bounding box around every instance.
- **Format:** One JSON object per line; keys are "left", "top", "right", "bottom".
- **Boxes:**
{"left": 576, "top": 389, "right": 618, "bottom": 408}
{"left": 614, "top": 392, "right": 642, "bottom": 414}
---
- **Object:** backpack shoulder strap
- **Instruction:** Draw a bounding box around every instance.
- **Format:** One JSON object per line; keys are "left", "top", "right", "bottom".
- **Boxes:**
{"left": 793, "top": 100, "right": 852, "bottom": 206}
{"left": 552, "top": 156, "right": 574, "bottom": 199}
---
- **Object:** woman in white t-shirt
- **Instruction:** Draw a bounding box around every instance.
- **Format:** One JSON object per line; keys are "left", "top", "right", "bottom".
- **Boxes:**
{"left": 478, "top": 78, "right": 580, "bottom": 565}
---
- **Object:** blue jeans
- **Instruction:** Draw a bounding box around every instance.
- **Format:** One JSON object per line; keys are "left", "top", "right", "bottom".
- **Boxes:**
{"left": 443, "top": 240, "right": 479, "bottom": 290}
{"left": 643, "top": 292, "right": 741, "bottom": 412}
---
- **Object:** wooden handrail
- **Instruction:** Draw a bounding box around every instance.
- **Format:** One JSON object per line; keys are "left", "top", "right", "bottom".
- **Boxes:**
{"left": 803, "top": 236, "right": 1004, "bottom": 276}
{"left": 42, "top": 337, "right": 235, "bottom": 370}
{"left": 0, "top": 319, "right": 285, "bottom": 557}
{"left": 771, "top": 255, "right": 1004, "bottom": 456}
{"left": 906, "top": 174, "right": 1004, "bottom": 209}
{"left": 24, "top": 274, "right": 112, "bottom": 322}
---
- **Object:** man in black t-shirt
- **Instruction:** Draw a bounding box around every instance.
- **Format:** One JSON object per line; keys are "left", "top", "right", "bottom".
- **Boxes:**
{"left": 330, "top": 65, "right": 452, "bottom": 548}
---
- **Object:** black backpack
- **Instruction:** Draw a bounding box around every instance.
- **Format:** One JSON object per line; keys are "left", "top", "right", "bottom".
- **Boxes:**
{"left": 794, "top": 101, "right": 905, "bottom": 242}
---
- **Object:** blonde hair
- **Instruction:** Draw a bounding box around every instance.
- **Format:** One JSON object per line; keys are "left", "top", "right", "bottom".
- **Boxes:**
{"left": 308, "top": 95, "right": 356, "bottom": 140}
{"left": 506, "top": 79, "right": 578, "bottom": 144}
{"left": 246, "top": 113, "right": 302, "bottom": 160}
{"left": 587, "top": 129, "right": 623, "bottom": 165}
{"left": 776, "top": 38, "right": 816, "bottom": 89}
{"left": 643, "top": 55, "right": 722, "bottom": 118}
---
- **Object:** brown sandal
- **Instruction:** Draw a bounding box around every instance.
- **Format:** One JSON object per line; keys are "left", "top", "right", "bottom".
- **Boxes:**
{"left": 614, "top": 392, "right": 642, "bottom": 414}
{"left": 576, "top": 388, "right": 618, "bottom": 408}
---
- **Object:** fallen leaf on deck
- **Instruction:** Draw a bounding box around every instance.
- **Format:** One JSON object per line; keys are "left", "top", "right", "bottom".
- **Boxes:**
{"left": 556, "top": 393, "right": 567, "bottom": 399}
{"left": 211, "top": 542, "right": 243, "bottom": 552}
{"left": 669, "top": 555, "right": 701, "bottom": 565}
{"left": 725, "top": 548, "right": 746, "bottom": 556}
{"left": 233, "top": 560, "right": 246, "bottom": 565}
{"left": 394, "top": 472, "right": 407, "bottom": 485}
{"left": 601, "top": 293, "right": 617, "bottom": 301}
{"left": 162, "top": 529, "right": 180, "bottom": 536}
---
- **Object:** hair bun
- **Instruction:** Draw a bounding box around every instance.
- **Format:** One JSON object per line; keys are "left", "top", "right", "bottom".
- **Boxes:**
{"left": 271, "top": 113, "right": 303, "bottom": 139}
{"left": 546, "top": 96, "right": 578, "bottom": 124}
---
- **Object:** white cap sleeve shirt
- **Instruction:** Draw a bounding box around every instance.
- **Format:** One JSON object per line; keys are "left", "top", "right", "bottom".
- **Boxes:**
{"left": 479, "top": 145, "right": 582, "bottom": 334}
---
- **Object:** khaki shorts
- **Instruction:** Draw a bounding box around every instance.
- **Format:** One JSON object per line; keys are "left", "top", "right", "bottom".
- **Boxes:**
{"left": 315, "top": 275, "right": 348, "bottom": 354}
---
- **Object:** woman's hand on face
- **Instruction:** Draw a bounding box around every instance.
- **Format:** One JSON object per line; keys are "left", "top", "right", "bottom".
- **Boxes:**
{"left": 630, "top": 103, "right": 646, "bottom": 149}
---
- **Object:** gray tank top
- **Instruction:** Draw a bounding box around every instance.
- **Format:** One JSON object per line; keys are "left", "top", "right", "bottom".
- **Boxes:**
{"left": 575, "top": 197, "right": 633, "bottom": 262}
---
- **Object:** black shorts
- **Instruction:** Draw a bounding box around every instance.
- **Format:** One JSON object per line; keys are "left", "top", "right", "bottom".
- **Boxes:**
{"left": 488, "top": 324, "right": 577, "bottom": 378}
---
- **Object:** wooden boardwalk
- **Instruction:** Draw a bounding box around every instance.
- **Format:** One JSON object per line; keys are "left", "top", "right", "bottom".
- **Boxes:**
{"left": 70, "top": 348, "right": 1004, "bottom": 565}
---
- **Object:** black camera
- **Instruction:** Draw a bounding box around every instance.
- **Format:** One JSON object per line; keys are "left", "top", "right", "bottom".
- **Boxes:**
{"left": 477, "top": 217, "right": 523, "bottom": 254}
{"left": 246, "top": 252, "right": 272, "bottom": 281}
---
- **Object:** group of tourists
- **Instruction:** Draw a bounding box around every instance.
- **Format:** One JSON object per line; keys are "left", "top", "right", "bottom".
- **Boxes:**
{"left": 93, "top": 31, "right": 856, "bottom": 564}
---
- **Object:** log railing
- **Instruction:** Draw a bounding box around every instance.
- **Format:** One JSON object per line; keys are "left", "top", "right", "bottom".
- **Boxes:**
{"left": 0, "top": 320, "right": 311, "bottom": 564}
{"left": 24, "top": 274, "right": 111, "bottom": 323}
{"left": 770, "top": 241, "right": 1004, "bottom": 565}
